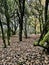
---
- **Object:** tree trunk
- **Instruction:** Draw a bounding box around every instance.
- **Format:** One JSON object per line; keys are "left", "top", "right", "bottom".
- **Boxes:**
{"left": 18, "top": 0, "right": 25, "bottom": 41}
{"left": 0, "top": 19, "right": 6, "bottom": 48}
{"left": 19, "top": 16, "right": 23, "bottom": 41}
{"left": 35, "top": 20, "right": 36, "bottom": 34}
{"left": 24, "top": 17, "right": 27, "bottom": 38}
{"left": 38, "top": 0, "right": 48, "bottom": 44}
{"left": 19, "top": 21, "right": 23, "bottom": 41}
{"left": 44, "top": 0, "right": 48, "bottom": 34}
{"left": 4, "top": 0, "right": 11, "bottom": 45}
{"left": 39, "top": 15, "right": 42, "bottom": 33}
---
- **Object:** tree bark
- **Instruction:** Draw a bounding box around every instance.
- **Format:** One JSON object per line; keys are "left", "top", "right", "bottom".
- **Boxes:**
{"left": 4, "top": 0, "right": 11, "bottom": 45}
{"left": 24, "top": 17, "right": 27, "bottom": 38}
{"left": 0, "top": 19, "right": 6, "bottom": 48}
{"left": 18, "top": 0, "right": 25, "bottom": 41}
{"left": 38, "top": 0, "right": 48, "bottom": 44}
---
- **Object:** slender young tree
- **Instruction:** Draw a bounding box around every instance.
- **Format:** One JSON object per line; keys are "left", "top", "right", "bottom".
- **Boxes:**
{"left": 0, "top": 17, "right": 6, "bottom": 48}
{"left": 3, "top": 0, "right": 11, "bottom": 45}
{"left": 34, "top": 19, "right": 37, "bottom": 34}
{"left": 18, "top": 0, "right": 25, "bottom": 41}
{"left": 24, "top": 15, "right": 27, "bottom": 38}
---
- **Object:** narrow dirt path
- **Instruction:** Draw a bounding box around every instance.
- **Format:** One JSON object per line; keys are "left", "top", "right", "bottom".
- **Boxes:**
{"left": 0, "top": 34, "right": 49, "bottom": 65}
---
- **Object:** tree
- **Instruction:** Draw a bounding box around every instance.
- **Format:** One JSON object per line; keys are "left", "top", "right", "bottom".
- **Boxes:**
{"left": 34, "top": 0, "right": 49, "bottom": 52}
{"left": 17, "top": 0, "right": 25, "bottom": 41}
{"left": 3, "top": 0, "right": 11, "bottom": 45}
{"left": 0, "top": 17, "right": 6, "bottom": 48}
{"left": 0, "top": 0, "right": 7, "bottom": 48}
{"left": 24, "top": 15, "right": 27, "bottom": 38}
{"left": 24, "top": 1, "right": 30, "bottom": 38}
{"left": 38, "top": 0, "right": 49, "bottom": 44}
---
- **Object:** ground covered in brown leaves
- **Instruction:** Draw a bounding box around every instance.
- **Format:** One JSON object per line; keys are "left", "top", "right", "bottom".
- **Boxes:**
{"left": 0, "top": 34, "right": 49, "bottom": 65}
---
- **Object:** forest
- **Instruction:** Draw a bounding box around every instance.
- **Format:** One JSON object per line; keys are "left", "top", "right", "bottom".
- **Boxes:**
{"left": 0, "top": 0, "right": 49, "bottom": 65}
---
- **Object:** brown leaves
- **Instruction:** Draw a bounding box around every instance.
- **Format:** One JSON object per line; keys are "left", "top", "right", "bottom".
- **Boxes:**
{"left": 0, "top": 34, "right": 49, "bottom": 65}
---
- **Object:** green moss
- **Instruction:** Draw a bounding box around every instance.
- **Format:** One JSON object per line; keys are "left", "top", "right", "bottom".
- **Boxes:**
{"left": 34, "top": 31, "right": 49, "bottom": 48}
{"left": 33, "top": 42, "right": 38, "bottom": 46}
{"left": 39, "top": 40, "right": 44, "bottom": 46}
{"left": 39, "top": 31, "right": 49, "bottom": 47}
{"left": 43, "top": 31, "right": 49, "bottom": 42}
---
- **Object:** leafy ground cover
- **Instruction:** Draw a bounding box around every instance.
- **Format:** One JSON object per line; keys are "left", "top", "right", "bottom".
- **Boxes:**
{"left": 0, "top": 34, "right": 49, "bottom": 65}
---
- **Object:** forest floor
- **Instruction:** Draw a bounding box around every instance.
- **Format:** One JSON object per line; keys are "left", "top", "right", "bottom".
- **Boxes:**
{"left": 0, "top": 34, "right": 49, "bottom": 65}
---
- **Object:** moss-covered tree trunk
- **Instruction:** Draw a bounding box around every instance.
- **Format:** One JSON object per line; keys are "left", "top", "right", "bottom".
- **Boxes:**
{"left": 38, "top": 0, "right": 49, "bottom": 44}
